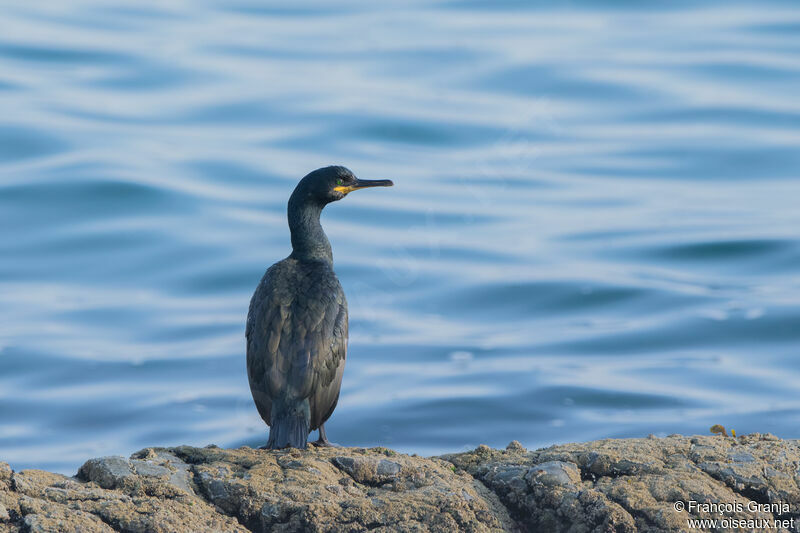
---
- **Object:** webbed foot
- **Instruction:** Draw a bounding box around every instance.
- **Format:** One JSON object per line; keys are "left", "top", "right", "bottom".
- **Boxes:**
{"left": 310, "top": 438, "right": 339, "bottom": 448}
{"left": 310, "top": 424, "right": 339, "bottom": 447}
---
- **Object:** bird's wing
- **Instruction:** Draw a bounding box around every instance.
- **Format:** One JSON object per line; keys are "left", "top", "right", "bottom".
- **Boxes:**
{"left": 247, "top": 261, "right": 347, "bottom": 429}
{"left": 246, "top": 263, "right": 290, "bottom": 423}
{"left": 309, "top": 292, "right": 347, "bottom": 429}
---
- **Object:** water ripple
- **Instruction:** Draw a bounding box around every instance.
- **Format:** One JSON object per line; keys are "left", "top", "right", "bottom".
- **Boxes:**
{"left": 1, "top": 0, "right": 799, "bottom": 474}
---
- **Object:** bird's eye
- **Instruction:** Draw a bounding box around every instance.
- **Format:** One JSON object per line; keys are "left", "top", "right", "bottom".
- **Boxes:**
{"left": 336, "top": 178, "right": 343, "bottom": 186}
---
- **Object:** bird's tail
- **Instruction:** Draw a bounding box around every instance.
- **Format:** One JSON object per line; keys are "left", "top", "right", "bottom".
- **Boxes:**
{"left": 266, "top": 398, "right": 310, "bottom": 449}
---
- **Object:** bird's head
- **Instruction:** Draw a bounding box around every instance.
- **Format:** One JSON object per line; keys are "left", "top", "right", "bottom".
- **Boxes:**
{"left": 293, "top": 166, "right": 393, "bottom": 206}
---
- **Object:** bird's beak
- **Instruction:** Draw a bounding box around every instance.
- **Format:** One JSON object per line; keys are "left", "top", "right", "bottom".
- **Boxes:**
{"left": 334, "top": 178, "right": 394, "bottom": 194}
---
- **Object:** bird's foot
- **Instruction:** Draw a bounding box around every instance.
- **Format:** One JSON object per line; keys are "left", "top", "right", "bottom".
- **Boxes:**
{"left": 309, "top": 438, "right": 339, "bottom": 448}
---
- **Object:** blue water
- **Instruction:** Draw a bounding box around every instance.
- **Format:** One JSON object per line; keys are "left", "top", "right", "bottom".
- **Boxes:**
{"left": 1, "top": 1, "right": 799, "bottom": 475}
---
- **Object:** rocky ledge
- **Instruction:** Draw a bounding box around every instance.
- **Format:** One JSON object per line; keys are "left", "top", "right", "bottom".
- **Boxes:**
{"left": 1, "top": 433, "right": 798, "bottom": 532}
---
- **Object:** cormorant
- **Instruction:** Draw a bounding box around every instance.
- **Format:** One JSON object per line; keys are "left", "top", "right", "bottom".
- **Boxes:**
{"left": 246, "top": 166, "right": 393, "bottom": 449}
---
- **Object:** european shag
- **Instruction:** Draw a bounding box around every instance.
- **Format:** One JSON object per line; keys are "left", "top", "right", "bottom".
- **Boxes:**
{"left": 246, "top": 166, "right": 393, "bottom": 449}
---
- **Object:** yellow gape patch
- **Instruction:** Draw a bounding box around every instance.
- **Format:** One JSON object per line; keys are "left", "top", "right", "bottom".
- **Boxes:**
{"left": 333, "top": 185, "right": 356, "bottom": 194}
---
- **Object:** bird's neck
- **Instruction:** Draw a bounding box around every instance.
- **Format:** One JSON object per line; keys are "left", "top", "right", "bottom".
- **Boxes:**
{"left": 287, "top": 196, "right": 333, "bottom": 263}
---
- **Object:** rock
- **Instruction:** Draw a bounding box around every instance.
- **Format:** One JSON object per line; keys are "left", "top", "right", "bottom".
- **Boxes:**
{"left": 331, "top": 456, "right": 403, "bottom": 485}
{"left": 77, "top": 456, "right": 135, "bottom": 490}
{"left": 0, "top": 463, "right": 11, "bottom": 482}
{"left": 77, "top": 449, "right": 198, "bottom": 500}
{"left": 445, "top": 434, "right": 800, "bottom": 532}
{"left": 475, "top": 444, "right": 492, "bottom": 456}
{"left": 183, "top": 446, "right": 512, "bottom": 531}
{"left": 505, "top": 441, "right": 525, "bottom": 453}
{"left": 20, "top": 495, "right": 114, "bottom": 533}
{"left": 130, "top": 448, "right": 196, "bottom": 495}
{"left": 527, "top": 461, "right": 581, "bottom": 487}
{"left": 0, "top": 461, "right": 12, "bottom": 512}
{"left": 2, "top": 435, "right": 800, "bottom": 532}
{"left": 3, "top": 462, "right": 245, "bottom": 533}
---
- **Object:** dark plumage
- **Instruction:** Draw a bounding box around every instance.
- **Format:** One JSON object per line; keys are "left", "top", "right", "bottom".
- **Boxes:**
{"left": 246, "top": 166, "right": 393, "bottom": 449}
